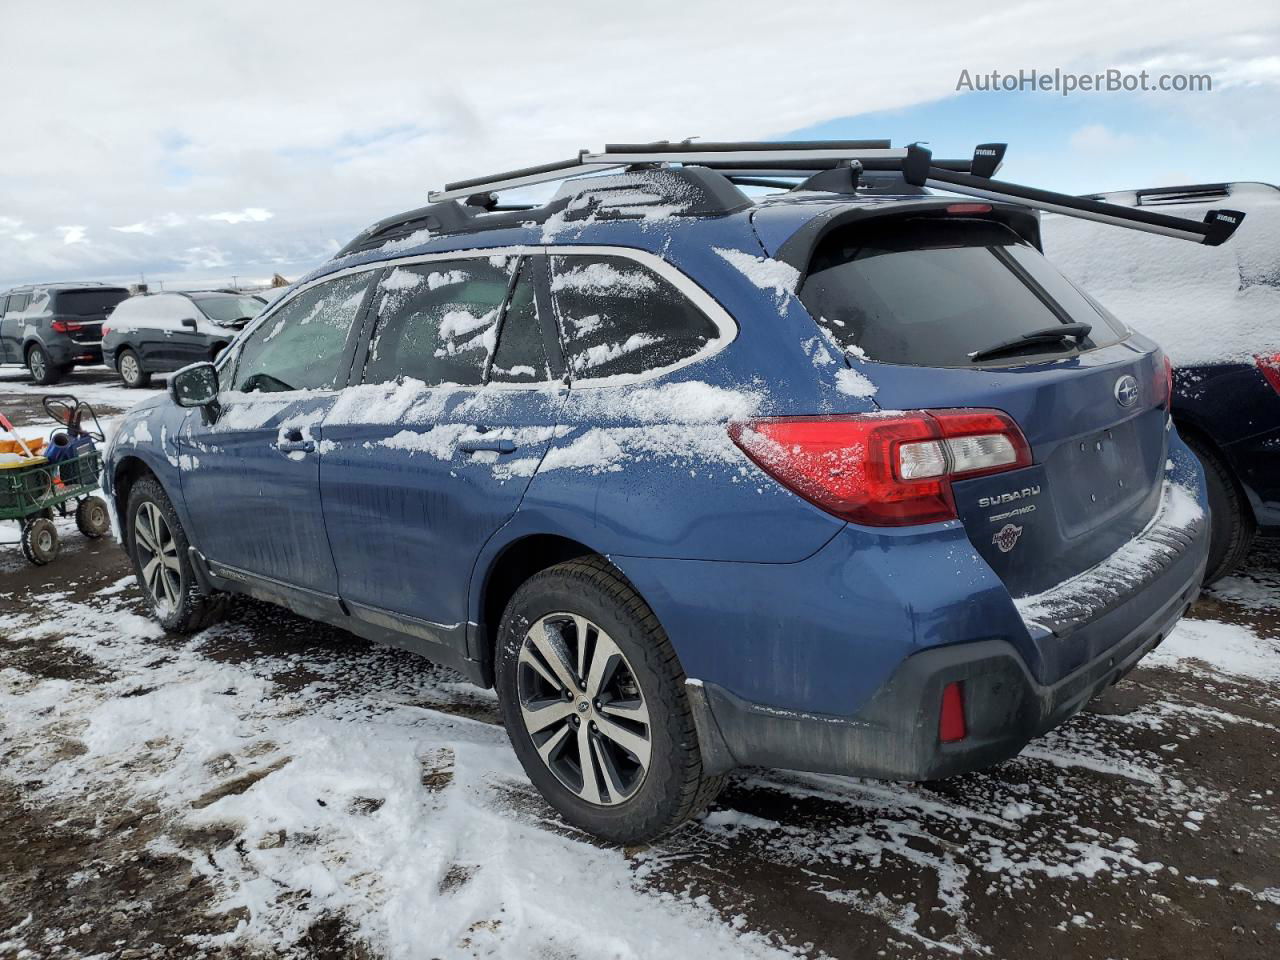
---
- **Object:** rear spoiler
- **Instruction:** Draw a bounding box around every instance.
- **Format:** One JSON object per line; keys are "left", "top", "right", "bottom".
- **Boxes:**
{"left": 903, "top": 144, "right": 1245, "bottom": 246}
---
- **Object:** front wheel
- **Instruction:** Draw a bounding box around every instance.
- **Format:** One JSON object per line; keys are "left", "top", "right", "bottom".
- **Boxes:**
{"left": 495, "top": 555, "right": 723, "bottom": 844}
{"left": 76, "top": 496, "right": 111, "bottom": 539}
{"left": 21, "top": 517, "right": 59, "bottom": 565}
{"left": 126, "top": 477, "right": 225, "bottom": 632}
{"left": 1185, "top": 434, "right": 1255, "bottom": 584}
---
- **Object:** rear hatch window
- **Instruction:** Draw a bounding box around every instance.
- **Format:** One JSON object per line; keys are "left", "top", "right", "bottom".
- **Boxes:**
{"left": 52, "top": 289, "right": 130, "bottom": 316}
{"left": 799, "top": 218, "right": 1127, "bottom": 367}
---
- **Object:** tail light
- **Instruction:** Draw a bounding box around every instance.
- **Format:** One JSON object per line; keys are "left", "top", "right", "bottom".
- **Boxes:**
{"left": 939, "top": 681, "right": 966, "bottom": 743}
{"left": 1257, "top": 353, "right": 1280, "bottom": 395}
{"left": 101, "top": 324, "right": 112, "bottom": 336}
{"left": 728, "top": 408, "right": 1032, "bottom": 527}
{"left": 50, "top": 319, "right": 82, "bottom": 334}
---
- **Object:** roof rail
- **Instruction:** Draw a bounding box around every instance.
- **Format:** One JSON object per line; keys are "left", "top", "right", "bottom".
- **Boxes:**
{"left": 902, "top": 144, "right": 1245, "bottom": 246}
{"left": 426, "top": 140, "right": 1007, "bottom": 203}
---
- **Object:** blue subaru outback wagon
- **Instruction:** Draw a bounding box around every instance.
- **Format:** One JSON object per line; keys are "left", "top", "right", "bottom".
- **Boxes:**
{"left": 104, "top": 141, "right": 1238, "bottom": 842}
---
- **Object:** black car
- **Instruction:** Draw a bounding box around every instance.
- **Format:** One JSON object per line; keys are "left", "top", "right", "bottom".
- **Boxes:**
{"left": 0, "top": 282, "right": 131, "bottom": 384}
{"left": 103, "top": 291, "right": 265, "bottom": 387}
{"left": 1044, "top": 181, "right": 1280, "bottom": 582}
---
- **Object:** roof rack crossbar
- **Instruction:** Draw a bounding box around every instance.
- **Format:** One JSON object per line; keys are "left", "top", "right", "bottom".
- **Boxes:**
{"left": 903, "top": 145, "right": 1244, "bottom": 246}
{"left": 603, "top": 139, "right": 893, "bottom": 153}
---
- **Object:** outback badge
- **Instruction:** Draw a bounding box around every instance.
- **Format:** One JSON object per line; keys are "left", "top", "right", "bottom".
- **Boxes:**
{"left": 992, "top": 523, "right": 1023, "bottom": 553}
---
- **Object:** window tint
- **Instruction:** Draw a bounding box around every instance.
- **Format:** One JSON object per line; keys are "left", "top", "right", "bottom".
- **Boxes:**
{"left": 799, "top": 218, "right": 1126, "bottom": 368}
{"left": 6, "top": 294, "right": 30, "bottom": 314}
{"left": 232, "top": 272, "right": 371, "bottom": 393}
{"left": 549, "top": 255, "right": 719, "bottom": 380}
{"left": 490, "top": 262, "right": 551, "bottom": 383}
{"left": 363, "top": 258, "right": 514, "bottom": 387}
{"left": 52, "top": 289, "right": 129, "bottom": 315}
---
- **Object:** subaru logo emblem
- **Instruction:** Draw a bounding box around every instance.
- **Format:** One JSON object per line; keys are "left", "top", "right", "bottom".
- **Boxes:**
{"left": 1114, "top": 375, "right": 1139, "bottom": 408}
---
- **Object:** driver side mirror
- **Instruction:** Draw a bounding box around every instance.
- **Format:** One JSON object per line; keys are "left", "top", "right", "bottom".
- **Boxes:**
{"left": 180, "top": 317, "right": 199, "bottom": 331}
{"left": 169, "top": 361, "right": 220, "bottom": 416}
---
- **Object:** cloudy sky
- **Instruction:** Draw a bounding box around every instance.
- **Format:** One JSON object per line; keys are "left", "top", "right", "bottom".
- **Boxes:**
{"left": 2, "top": 0, "right": 1277, "bottom": 289}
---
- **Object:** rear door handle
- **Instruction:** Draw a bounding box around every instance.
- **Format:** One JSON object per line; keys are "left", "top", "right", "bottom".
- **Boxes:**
{"left": 278, "top": 428, "right": 315, "bottom": 454}
{"left": 458, "top": 437, "right": 517, "bottom": 454}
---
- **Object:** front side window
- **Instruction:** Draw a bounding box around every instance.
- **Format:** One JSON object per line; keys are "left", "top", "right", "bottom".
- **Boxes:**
{"left": 548, "top": 254, "right": 719, "bottom": 380}
{"left": 195, "top": 296, "right": 265, "bottom": 326}
{"left": 799, "top": 218, "right": 1126, "bottom": 368}
{"left": 232, "top": 272, "right": 372, "bottom": 393}
{"left": 363, "top": 258, "right": 515, "bottom": 387}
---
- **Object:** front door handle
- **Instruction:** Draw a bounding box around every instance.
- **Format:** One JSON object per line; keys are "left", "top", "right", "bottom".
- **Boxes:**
{"left": 458, "top": 437, "right": 517, "bottom": 454}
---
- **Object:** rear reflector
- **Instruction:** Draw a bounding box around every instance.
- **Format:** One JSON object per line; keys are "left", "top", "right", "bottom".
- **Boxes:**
{"left": 1257, "top": 353, "right": 1280, "bottom": 395}
{"left": 728, "top": 408, "right": 1032, "bottom": 526}
{"left": 939, "top": 682, "right": 966, "bottom": 743}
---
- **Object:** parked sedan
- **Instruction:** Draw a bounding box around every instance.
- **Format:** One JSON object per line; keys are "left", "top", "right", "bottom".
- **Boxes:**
{"left": 103, "top": 291, "right": 265, "bottom": 387}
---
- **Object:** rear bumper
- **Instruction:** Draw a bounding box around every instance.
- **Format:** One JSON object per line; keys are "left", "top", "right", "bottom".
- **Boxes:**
{"left": 46, "top": 339, "right": 102, "bottom": 366}
{"left": 684, "top": 477, "right": 1209, "bottom": 780}
{"left": 690, "top": 546, "right": 1202, "bottom": 779}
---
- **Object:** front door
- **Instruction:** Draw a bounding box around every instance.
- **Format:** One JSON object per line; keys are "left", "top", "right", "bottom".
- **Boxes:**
{"left": 179, "top": 269, "right": 377, "bottom": 601}
{"left": 319, "top": 254, "right": 566, "bottom": 651}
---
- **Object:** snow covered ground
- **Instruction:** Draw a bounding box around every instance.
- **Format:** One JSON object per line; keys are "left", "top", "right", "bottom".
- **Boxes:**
{"left": 1, "top": 369, "right": 1278, "bottom": 959}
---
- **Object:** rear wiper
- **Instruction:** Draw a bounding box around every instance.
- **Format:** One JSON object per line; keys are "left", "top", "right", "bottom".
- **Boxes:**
{"left": 969, "top": 322, "right": 1092, "bottom": 363}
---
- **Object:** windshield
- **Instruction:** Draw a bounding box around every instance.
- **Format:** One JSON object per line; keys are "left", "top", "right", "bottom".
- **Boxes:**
{"left": 194, "top": 296, "right": 264, "bottom": 324}
{"left": 52, "top": 289, "right": 130, "bottom": 316}
{"left": 798, "top": 218, "right": 1126, "bottom": 367}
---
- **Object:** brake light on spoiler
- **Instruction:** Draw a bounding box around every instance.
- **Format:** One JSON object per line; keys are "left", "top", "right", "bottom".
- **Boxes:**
{"left": 1257, "top": 353, "right": 1280, "bottom": 396}
{"left": 728, "top": 409, "right": 1032, "bottom": 526}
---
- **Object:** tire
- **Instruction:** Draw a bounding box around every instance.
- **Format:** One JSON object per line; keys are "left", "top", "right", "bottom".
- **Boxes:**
{"left": 1184, "top": 433, "right": 1255, "bottom": 585}
{"left": 26, "top": 344, "right": 62, "bottom": 385}
{"left": 118, "top": 349, "right": 150, "bottom": 388}
{"left": 125, "top": 476, "right": 226, "bottom": 632}
{"left": 21, "top": 517, "right": 59, "bottom": 565}
{"left": 75, "top": 496, "right": 111, "bottom": 539}
{"left": 495, "top": 555, "right": 723, "bottom": 844}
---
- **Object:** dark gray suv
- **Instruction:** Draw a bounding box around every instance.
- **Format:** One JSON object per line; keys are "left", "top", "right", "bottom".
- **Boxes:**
{"left": 0, "top": 282, "right": 131, "bottom": 384}
{"left": 102, "top": 291, "right": 264, "bottom": 387}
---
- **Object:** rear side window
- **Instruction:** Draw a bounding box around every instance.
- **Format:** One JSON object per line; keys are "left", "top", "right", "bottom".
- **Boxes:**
{"left": 232, "top": 272, "right": 372, "bottom": 393}
{"left": 363, "top": 258, "right": 515, "bottom": 387}
{"left": 51, "top": 289, "right": 129, "bottom": 315}
{"left": 799, "top": 219, "right": 1126, "bottom": 368}
{"left": 549, "top": 254, "right": 719, "bottom": 380}
{"left": 5, "top": 293, "right": 31, "bottom": 314}
{"left": 490, "top": 261, "right": 551, "bottom": 384}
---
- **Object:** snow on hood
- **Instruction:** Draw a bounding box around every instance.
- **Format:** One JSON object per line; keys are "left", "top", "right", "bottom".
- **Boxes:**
{"left": 1041, "top": 184, "right": 1280, "bottom": 366}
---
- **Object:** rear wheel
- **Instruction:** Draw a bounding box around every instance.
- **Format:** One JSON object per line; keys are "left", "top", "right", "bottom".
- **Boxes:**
{"left": 26, "top": 344, "right": 62, "bottom": 385}
{"left": 495, "top": 555, "right": 723, "bottom": 844}
{"left": 126, "top": 476, "right": 225, "bottom": 632}
{"left": 118, "top": 349, "right": 150, "bottom": 388}
{"left": 1184, "top": 433, "right": 1255, "bottom": 584}
{"left": 21, "top": 517, "right": 59, "bottom": 565}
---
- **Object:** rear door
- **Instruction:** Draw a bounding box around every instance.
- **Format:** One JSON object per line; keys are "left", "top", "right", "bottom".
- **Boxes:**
{"left": 0, "top": 295, "right": 14, "bottom": 362}
{"left": 798, "top": 215, "right": 1169, "bottom": 596}
{"left": 1, "top": 293, "right": 31, "bottom": 362}
{"left": 319, "top": 253, "right": 565, "bottom": 651}
{"left": 179, "top": 270, "right": 376, "bottom": 600}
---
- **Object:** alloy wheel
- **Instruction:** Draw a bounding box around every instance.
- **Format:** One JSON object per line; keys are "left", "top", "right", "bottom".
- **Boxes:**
{"left": 517, "top": 613, "right": 652, "bottom": 806}
{"left": 120, "top": 353, "right": 140, "bottom": 385}
{"left": 28, "top": 349, "right": 45, "bottom": 381}
{"left": 134, "top": 501, "right": 182, "bottom": 615}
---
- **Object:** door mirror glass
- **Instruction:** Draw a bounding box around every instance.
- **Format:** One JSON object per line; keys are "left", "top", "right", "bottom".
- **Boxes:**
{"left": 170, "top": 362, "right": 219, "bottom": 408}
{"left": 180, "top": 317, "right": 199, "bottom": 330}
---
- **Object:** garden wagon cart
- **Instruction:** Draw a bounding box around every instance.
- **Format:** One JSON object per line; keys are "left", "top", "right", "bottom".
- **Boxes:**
{"left": 0, "top": 397, "right": 111, "bottom": 565}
